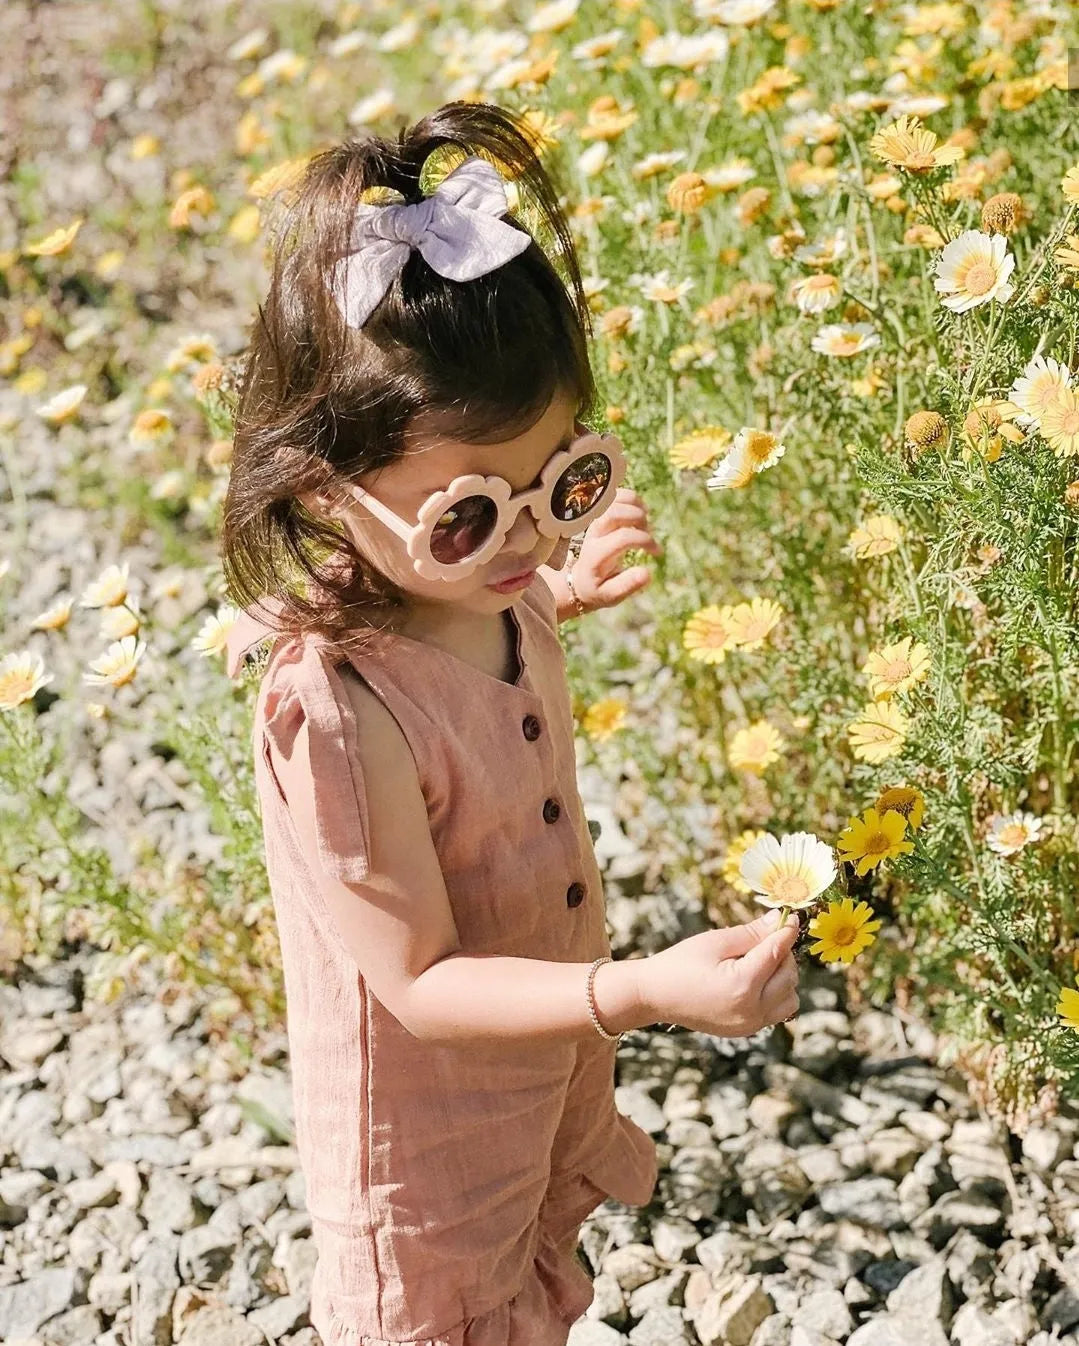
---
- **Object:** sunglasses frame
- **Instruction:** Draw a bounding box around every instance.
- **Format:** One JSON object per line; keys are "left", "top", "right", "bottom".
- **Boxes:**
{"left": 343, "top": 429, "right": 628, "bottom": 582}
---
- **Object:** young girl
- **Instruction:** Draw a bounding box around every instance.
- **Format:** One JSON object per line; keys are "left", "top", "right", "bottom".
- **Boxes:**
{"left": 220, "top": 101, "right": 801, "bottom": 1346}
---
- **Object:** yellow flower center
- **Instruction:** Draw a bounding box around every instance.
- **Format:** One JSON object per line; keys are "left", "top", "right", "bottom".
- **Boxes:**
{"left": 881, "top": 657, "right": 912, "bottom": 683}
{"left": 831, "top": 922, "right": 858, "bottom": 946}
{"left": 771, "top": 874, "right": 809, "bottom": 903}
{"left": 963, "top": 260, "right": 997, "bottom": 296}
{"left": 997, "top": 824, "right": 1028, "bottom": 849}
{"left": 905, "top": 149, "right": 936, "bottom": 171}
{"left": 863, "top": 830, "right": 893, "bottom": 858}
{"left": 834, "top": 334, "right": 862, "bottom": 354}
{"left": 1059, "top": 409, "right": 1079, "bottom": 436}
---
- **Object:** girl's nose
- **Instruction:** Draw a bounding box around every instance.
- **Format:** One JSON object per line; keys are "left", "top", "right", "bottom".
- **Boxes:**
{"left": 503, "top": 501, "right": 542, "bottom": 553}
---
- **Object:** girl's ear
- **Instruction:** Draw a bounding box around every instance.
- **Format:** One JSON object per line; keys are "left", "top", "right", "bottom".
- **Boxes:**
{"left": 298, "top": 489, "right": 341, "bottom": 518}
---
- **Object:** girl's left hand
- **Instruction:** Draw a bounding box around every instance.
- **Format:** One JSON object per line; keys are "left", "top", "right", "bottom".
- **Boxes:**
{"left": 553, "top": 487, "right": 663, "bottom": 614}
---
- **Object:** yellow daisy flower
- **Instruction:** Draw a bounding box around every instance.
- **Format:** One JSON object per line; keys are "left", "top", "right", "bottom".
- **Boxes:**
{"left": 721, "top": 828, "right": 769, "bottom": 895}
{"left": 806, "top": 897, "right": 882, "bottom": 964}
{"left": 1061, "top": 165, "right": 1079, "bottom": 206}
{"left": 129, "top": 408, "right": 174, "bottom": 449}
{"left": 580, "top": 697, "right": 628, "bottom": 740}
{"left": 35, "top": 384, "right": 88, "bottom": 426}
{"left": 848, "top": 515, "right": 903, "bottom": 559}
{"left": 725, "top": 597, "right": 784, "bottom": 651}
{"left": 1058, "top": 985, "right": 1079, "bottom": 1030}
{"left": 847, "top": 701, "right": 910, "bottom": 763}
{"left": 837, "top": 807, "right": 914, "bottom": 876}
{"left": 729, "top": 719, "right": 786, "bottom": 774}
{"left": 0, "top": 651, "right": 54, "bottom": 711}
{"left": 1039, "top": 386, "right": 1079, "bottom": 459}
{"left": 873, "top": 785, "right": 925, "bottom": 831}
{"left": 1055, "top": 234, "right": 1079, "bottom": 272}
{"left": 1009, "top": 356, "right": 1073, "bottom": 431}
{"left": 23, "top": 218, "right": 84, "bottom": 257}
{"left": 869, "top": 115, "right": 964, "bottom": 174}
{"left": 863, "top": 637, "right": 931, "bottom": 700}
{"left": 683, "top": 606, "right": 736, "bottom": 665}
{"left": 669, "top": 427, "right": 732, "bottom": 471}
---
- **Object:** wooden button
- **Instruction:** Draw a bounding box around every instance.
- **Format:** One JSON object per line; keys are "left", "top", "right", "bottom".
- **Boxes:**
{"left": 542, "top": 798, "right": 561, "bottom": 824}
{"left": 522, "top": 714, "right": 542, "bottom": 740}
{"left": 566, "top": 882, "right": 585, "bottom": 908}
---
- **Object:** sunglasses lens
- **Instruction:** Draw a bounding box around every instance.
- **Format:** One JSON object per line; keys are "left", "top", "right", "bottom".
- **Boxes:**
{"left": 430, "top": 494, "right": 499, "bottom": 564}
{"left": 551, "top": 451, "right": 612, "bottom": 523}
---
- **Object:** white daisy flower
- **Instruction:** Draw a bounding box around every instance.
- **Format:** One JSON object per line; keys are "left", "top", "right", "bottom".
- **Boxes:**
{"left": 82, "top": 635, "right": 146, "bottom": 689}
{"left": 790, "top": 273, "right": 842, "bottom": 314}
{"left": 641, "top": 30, "right": 730, "bottom": 70}
{"left": 0, "top": 650, "right": 54, "bottom": 711}
{"left": 192, "top": 604, "right": 242, "bottom": 658}
{"left": 811, "top": 323, "right": 881, "bottom": 357}
{"left": 703, "top": 157, "right": 756, "bottom": 192}
{"left": 934, "top": 230, "right": 1015, "bottom": 313}
{"left": 739, "top": 831, "right": 837, "bottom": 910}
{"left": 79, "top": 561, "right": 131, "bottom": 610}
{"left": 35, "top": 384, "right": 88, "bottom": 425}
{"left": 986, "top": 811, "right": 1044, "bottom": 856}
{"left": 1009, "top": 355, "right": 1073, "bottom": 430}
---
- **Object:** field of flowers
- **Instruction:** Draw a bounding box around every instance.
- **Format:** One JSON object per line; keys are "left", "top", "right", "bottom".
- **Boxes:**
{"left": 2, "top": 0, "right": 1079, "bottom": 1135}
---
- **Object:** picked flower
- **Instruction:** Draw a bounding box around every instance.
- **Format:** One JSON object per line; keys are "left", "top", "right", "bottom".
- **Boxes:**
{"left": 0, "top": 650, "right": 54, "bottom": 711}
{"left": 83, "top": 635, "right": 146, "bottom": 689}
{"left": 722, "top": 828, "right": 769, "bottom": 894}
{"left": 837, "top": 807, "right": 914, "bottom": 876}
{"left": 847, "top": 701, "right": 910, "bottom": 763}
{"left": 806, "top": 897, "right": 882, "bottom": 965}
{"left": 874, "top": 785, "right": 925, "bottom": 831}
{"left": 738, "top": 831, "right": 837, "bottom": 911}
{"left": 848, "top": 514, "right": 903, "bottom": 559}
{"left": 985, "top": 811, "right": 1043, "bottom": 856}
{"left": 192, "top": 604, "right": 240, "bottom": 658}
{"left": 934, "top": 229, "right": 1015, "bottom": 312}
{"left": 863, "top": 637, "right": 931, "bottom": 700}
{"left": 728, "top": 719, "right": 786, "bottom": 774}
{"left": 1009, "top": 355, "right": 1073, "bottom": 431}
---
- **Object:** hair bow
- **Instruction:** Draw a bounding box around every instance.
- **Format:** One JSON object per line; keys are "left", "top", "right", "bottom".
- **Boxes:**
{"left": 328, "top": 155, "right": 532, "bottom": 329}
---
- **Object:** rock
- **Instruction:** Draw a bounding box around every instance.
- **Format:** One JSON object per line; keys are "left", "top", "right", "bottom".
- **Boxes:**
{"left": 918, "top": 1188, "right": 1006, "bottom": 1248}
{"left": 884, "top": 1257, "right": 953, "bottom": 1326}
{"left": 627, "top": 1305, "right": 693, "bottom": 1346}
{"left": 865, "top": 1129, "right": 923, "bottom": 1180}
{"left": 0, "top": 1269, "right": 77, "bottom": 1339}
{"left": 172, "top": 1302, "right": 265, "bottom": 1345}
{"left": 847, "top": 1313, "right": 948, "bottom": 1346}
{"left": 817, "top": 1177, "right": 905, "bottom": 1230}
{"left": 747, "top": 1091, "right": 804, "bottom": 1138}
{"left": 569, "top": 1321, "right": 628, "bottom": 1346}
{"left": 795, "top": 1287, "right": 854, "bottom": 1338}
{"left": 603, "top": 1243, "right": 665, "bottom": 1293}
{"left": 628, "top": 1267, "right": 688, "bottom": 1317}
{"left": 749, "top": 1316, "right": 793, "bottom": 1346}
{"left": 649, "top": 1216, "right": 699, "bottom": 1265}
{"left": 585, "top": 1272, "right": 627, "bottom": 1328}
{"left": 950, "top": 1298, "right": 1037, "bottom": 1346}
{"left": 614, "top": 1085, "right": 666, "bottom": 1136}
{"left": 1021, "top": 1125, "right": 1069, "bottom": 1171}
{"left": 690, "top": 1273, "right": 774, "bottom": 1346}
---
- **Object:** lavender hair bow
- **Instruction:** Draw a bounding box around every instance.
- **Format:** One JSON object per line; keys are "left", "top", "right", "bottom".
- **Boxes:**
{"left": 328, "top": 155, "right": 532, "bottom": 329}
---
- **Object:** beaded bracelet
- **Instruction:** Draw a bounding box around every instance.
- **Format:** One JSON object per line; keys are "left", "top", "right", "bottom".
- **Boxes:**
{"left": 586, "top": 955, "right": 625, "bottom": 1042}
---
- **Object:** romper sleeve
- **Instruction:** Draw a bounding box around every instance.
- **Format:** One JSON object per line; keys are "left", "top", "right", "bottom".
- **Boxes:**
{"left": 259, "top": 638, "right": 372, "bottom": 884}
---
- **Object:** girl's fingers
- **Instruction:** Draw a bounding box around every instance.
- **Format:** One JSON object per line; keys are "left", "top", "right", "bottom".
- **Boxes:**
{"left": 592, "top": 566, "right": 652, "bottom": 606}
{"left": 587, "top": 529, "right": 663, "bottom": 576}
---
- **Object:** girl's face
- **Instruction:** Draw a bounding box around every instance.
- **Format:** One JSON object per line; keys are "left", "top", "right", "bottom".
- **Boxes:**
{"left": 307, "top": 387, "right": 579, "bottom": 618}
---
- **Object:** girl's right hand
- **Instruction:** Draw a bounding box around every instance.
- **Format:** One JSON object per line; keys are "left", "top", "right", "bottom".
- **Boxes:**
{"left": 635, "top": 910, "right": 801, "bottom": 1037}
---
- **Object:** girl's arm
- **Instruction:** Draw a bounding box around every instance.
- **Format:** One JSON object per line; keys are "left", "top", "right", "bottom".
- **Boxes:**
{"left": 284, "top": 665, "right": 648, "bottom": 1044}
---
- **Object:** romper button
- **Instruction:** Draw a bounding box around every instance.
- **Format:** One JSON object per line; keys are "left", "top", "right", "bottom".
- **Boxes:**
{"left": 522, "top": 714, "right": 542, "bottom": 741}
{"left": 543, "top": 798, "right": 561, "bottom": 824}
{"left": 566, "top": 882, "right": 585, "bottom": 908}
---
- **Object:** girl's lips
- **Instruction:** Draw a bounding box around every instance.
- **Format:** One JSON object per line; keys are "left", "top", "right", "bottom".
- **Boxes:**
{"left": 487, "top": 569, "right": 535, "bottom": 591}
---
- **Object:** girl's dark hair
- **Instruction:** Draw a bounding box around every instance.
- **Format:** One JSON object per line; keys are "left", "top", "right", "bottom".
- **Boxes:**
{"left": 220, "top": 100, "right": 598, "bottom": 649}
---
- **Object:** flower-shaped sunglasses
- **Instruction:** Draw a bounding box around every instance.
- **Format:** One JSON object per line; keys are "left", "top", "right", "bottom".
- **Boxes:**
{"left": 343, "top": 428, "right": 627, "bottom": 581}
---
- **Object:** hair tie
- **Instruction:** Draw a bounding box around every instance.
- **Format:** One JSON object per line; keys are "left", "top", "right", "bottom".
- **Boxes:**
{"left": 328, "top": 155, "right": 532, "bottom": 329}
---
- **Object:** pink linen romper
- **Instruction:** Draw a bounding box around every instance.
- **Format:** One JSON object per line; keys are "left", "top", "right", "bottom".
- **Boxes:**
{"left": 223, "top": 572, "right": 658, "bottom": 1346}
